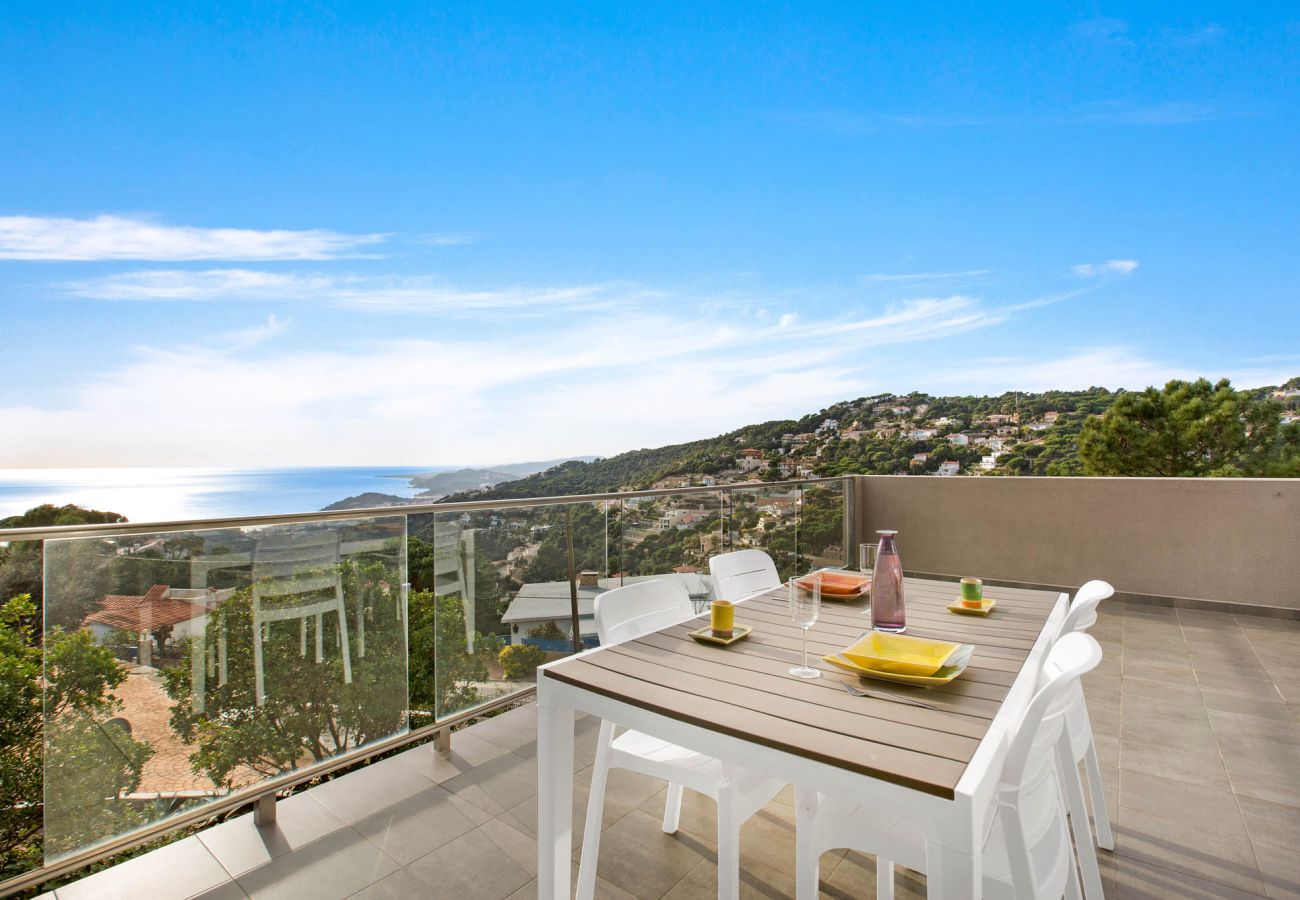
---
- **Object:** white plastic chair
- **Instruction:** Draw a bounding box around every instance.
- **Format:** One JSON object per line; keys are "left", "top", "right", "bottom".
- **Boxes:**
{"left": 708, "top": 549, "right": 780, "bottom": 601}
{"left": 251, "top": 530, "right": 352, "bottom": 706}
{"left": 794, "top": 632, "right": 1102, "bottom": 900}
{"left": 1050, "top": 580, "right": 1115, "bottom": 900}
{"left": 576, "top": 579, "right": 785, "bottom": 900}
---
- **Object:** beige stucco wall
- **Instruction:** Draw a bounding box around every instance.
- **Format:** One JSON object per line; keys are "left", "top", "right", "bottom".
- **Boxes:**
{"left": 853, "top": 475, "right": 1300, "bottom": 611}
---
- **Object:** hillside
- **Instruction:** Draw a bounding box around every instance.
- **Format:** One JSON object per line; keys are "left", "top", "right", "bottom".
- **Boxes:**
{"left": 454, "top": 379, "right": 1300, "bottom": 501}
{"left": 408, "top": 457, "right": 598, "bottom": 498}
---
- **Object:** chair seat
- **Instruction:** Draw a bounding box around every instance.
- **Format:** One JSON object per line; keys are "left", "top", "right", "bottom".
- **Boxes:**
{"left": 610, "top": 729, "right": 774, "bottom": 798}
{"left": 819, "top": 784, "right": 1069, "bottom": 900}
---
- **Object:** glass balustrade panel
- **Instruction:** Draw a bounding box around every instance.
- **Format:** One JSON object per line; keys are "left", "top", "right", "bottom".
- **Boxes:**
{"left": 420, "top": 500, "right": 613, "bottom": 721}
{"left": 39, "top": 516, "right": 407, "bottom": 863}
{"left": 796, "top": 480, "right": 851, "bottom": 572}
{"left": 723, "top": 484, "right": 802, "bottom": 580}
{"left": 615, "top": 491, "right": 722, "bottom": 612}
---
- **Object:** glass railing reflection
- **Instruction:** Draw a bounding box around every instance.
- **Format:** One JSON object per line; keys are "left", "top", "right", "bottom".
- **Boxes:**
{"left": 40, "top": 516, "right": 408, "bottom": 863}
{"left": 420, "top": 501, "right": 611, "bottom": 720}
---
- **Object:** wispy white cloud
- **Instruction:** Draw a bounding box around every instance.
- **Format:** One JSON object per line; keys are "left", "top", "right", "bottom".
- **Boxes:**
{"left": 412, "top": 232, "right": 481, "bottom": 247}
{"left": 1075, "top": 99, "right": 1220, "bottom": 126}
{"left": 0, "top": 292, "right": 1046, "bottom": 467}
{"left": 63, "top": 269, "right": 643, "bottom": 313}
{"left": 0, "top": 215, "right": 387, "bottom": 261}
{"left": 1070, "top": 259, "right": 1138, "bottom": 278}
{"left": 919, "top": 347, "right": 1294, "bottom": 398}
{"left": 863, "top": 270, "right": 992, "bottom": 284}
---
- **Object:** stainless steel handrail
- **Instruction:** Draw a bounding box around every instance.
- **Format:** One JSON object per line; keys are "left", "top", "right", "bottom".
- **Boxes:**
{"left": 0, "top": 476, "right": 850, "bottom": 541}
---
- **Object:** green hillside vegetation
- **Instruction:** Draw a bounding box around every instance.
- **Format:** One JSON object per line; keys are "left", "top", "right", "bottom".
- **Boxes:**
{"left": 451, "top": 379, "right": 1298, "bottom": 502}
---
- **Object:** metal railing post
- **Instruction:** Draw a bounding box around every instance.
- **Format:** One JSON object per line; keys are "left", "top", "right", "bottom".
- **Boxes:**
{"left": 253, "top": 794, "right": 276, "bottom": 828}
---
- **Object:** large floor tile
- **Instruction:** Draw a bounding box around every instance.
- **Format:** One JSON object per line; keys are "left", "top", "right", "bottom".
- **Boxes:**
{"left": 308, "top": 754, "right": 438, "bottom": 824}
{"left": 661, "top": 856, "right": 796, "bottom": 900}
{"left": 1114, "top": 806, "right": 1264, "bottom": 895}
{"left": 469, "top": 704, "right": 540, "bottom": 752}
{"left": 58, "top": 837, "right": 232, "bottom": 900}
{"left": 235, "top": 827, "right": 401, "bottom": 900}
{"left": 1118, "top": 769, "right": 1244, "bottom": 829}
{"left": 822, "top": 851, "right": 927, "bottom": 900}
{"left": 1119, "top": 737, "right": 1231, "bottom": 790}
{"left": 1252, "top": 840, "right": 1300, "bottom": 900}
{"left": 1236, "top": 795, "right": 1300, "bottom": 851}
{"left": 352, "top": 784, "right": 492, "bottom": 865}
{"left": 1216, "top": 731, "right": 1300, "bottom": 783}
{"left": 503, "top": 764, "right": 618, "bottom": 850}
{"left": 391, "top": 731, "right": 509, "bottom": 783}
{"left": 405, "top": 826, "right": 534, "bottom": 900}
{"left": 1111, "top": 855, "right": 1267, "bottom": 899}
{"left": 1209, "top": 708, "right": 1300, "bottom": 744}
{"left": 1227, "top": 767, "right": 1300, "bottom": 809}
{"left": 345, "top": 868, "right": 433, "bottom": 900}
{"left": 575, "top": 808, "right": 709, "bottom": 900}
{"left": 1202, "top": 689, "right": 1296, "bottom": 723}
{"left": 441, "top": 750, "right": 539, "bottom": 816}
{"left": 505, "top": 862, "right": 639, "bottom": 900}
{"left": 197, "top": 792, "right": 347, "bottom": 878}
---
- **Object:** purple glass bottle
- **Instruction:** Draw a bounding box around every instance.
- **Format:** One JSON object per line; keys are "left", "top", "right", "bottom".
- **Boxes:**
{"left": 871, "top": 530, "right": 906, "bottom": 633}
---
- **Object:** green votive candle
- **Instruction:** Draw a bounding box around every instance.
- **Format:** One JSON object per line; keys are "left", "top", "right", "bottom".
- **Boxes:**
{"left": 960, "top": 577, "right": 983, "bottom": 606}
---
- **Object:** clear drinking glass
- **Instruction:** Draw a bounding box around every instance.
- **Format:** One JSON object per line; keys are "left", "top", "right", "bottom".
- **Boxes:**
{"left": 788, "top": 575, "right": 821, "bottom": 679}
{"left": 859, "top": 542, "right": 878, "bottom": 576}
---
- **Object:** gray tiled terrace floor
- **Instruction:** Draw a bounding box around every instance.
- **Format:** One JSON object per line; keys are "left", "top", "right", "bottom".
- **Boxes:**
{"left": 52, "top": 602, "right": 1300, "bottom": 899}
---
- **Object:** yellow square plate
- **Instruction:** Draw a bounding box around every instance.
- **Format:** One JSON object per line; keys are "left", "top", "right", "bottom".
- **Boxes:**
{"left": 840, "top": 631, "right": 964, "bottom": 677}
{"left": 822, "top": 651, "right": 971, "bottom": 686}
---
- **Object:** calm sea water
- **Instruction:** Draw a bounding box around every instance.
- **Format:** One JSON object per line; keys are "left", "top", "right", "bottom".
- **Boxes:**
{"left": 0, "top": 467, "right": 453, "bottom": 524}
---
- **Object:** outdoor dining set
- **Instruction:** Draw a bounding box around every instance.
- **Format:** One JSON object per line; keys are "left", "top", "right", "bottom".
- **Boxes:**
{"left": 535, "top": 532, "right": 1114, "bottom": 899}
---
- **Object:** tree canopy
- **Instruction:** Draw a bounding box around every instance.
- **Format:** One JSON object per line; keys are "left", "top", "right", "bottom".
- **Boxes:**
{"left": 1079, "top": 378, "right": 1300, "bottom": 477}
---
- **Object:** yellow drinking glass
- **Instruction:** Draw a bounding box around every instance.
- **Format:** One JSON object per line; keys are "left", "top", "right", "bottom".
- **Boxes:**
{"left": 711, "top": 599, "right": 735, "bottom": 637}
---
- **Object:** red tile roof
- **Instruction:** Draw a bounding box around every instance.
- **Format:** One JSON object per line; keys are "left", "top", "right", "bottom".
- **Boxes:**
{"left": 83, "top": 585, "right": 208, "bottom": 632}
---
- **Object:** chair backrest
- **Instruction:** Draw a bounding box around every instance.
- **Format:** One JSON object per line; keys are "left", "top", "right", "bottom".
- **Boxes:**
{"left": 252, "top": 530, "right": 341, "bottom": 602}
{"left": 1059, "top": 580, "right": 1113, "bottom": 638}
{"left": 708, "top": 549, "right": 780, "bottom": 600}
{"left": 594, "top": 579, "right": 695, "bottom": 646}
{"left": 996, "top": 632, "right": 1103, "bottom": 896}
{"left": 432, "top": 523, "right": 465, "bottom": 575}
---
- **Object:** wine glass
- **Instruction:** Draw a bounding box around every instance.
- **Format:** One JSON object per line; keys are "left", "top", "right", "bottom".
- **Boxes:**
{"left": 788, "top": 575, "right": 821, "bottom": 679}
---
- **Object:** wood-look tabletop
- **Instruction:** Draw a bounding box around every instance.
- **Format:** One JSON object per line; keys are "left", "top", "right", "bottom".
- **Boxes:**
{"left": 541, "top": 576, "right": 1060, "bottom": 799}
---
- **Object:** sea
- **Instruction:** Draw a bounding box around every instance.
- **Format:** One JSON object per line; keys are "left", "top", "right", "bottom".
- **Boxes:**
{"left": 0, "top": 467, "right": 454, "bottom": 524}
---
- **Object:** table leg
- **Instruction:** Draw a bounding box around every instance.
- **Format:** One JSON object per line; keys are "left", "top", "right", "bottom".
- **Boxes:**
{"left": 538, "top": 690, "right": 575, "bottom": 900}
{"left": 925, "top": 839, "right": 979, "bottom": 899}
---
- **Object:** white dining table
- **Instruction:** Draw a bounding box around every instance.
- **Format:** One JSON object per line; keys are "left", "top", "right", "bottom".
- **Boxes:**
{"left": 535, "top": 577, "right": 1067, "bottom": 899}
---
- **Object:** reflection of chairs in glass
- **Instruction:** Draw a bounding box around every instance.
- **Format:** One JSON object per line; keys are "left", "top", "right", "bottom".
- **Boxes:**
{"left": 252, "top": 531, "right": 352, "bottom": 705}
{"left": 433, "top": 523, "right": 476, "bottom": 651}
{"left": 708, "top": 549, "right": 780, "bottom": 600}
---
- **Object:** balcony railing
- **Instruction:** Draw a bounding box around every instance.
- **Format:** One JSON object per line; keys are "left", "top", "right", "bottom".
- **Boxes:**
{"left": 5, "top": 472, "right": 1298, "bottom": 896}
{"left": 0, "top": 476, "right": 853, "bottom": 895}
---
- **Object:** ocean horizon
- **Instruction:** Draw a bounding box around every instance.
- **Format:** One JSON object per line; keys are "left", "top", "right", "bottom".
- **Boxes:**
{"left": 0, "top": 466, "right": 455, "bottom": 524}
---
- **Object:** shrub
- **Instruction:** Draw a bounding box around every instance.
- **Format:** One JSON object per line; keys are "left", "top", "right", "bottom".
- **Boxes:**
{"left": 498, "top": 643, "right": 546, "bottom": 679}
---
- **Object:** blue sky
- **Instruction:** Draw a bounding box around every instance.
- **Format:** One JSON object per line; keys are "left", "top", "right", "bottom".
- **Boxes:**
{"left": 1, "top": 2, "right": 1297, "bottom": 466}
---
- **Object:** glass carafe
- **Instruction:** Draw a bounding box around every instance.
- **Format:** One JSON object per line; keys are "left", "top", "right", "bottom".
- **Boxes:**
{"left": 871, "top": 529, "right": 906, "bottom": 633}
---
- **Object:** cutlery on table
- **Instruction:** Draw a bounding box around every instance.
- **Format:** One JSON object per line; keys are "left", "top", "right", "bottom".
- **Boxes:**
{"left": 838, "top": 680, "right": 942, "bottom": 710}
